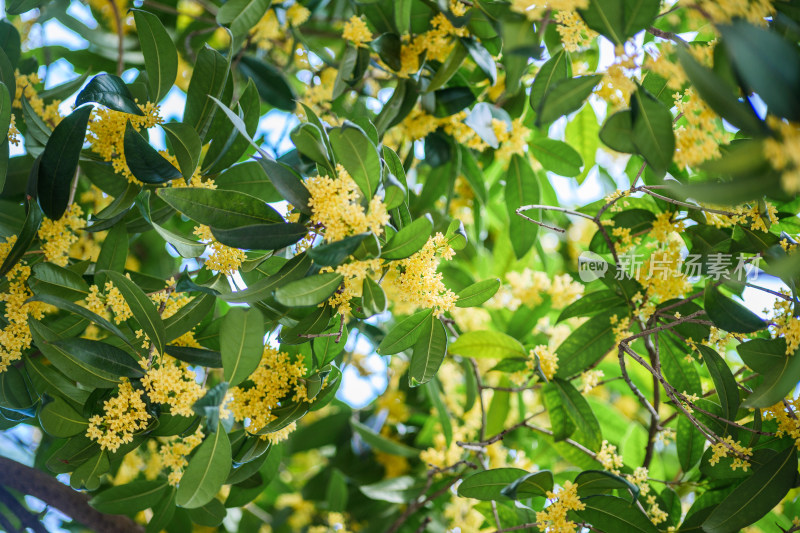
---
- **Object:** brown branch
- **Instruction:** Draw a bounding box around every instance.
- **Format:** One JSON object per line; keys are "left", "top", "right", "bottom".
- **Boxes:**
{"left": 0, "top": 456, "right": 145, "bottom": 533}
{"left": 0, "top": 486, "right": 47, "bottom": 533}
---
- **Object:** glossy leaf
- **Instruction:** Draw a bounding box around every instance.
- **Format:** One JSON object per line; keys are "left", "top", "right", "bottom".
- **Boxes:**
{"left": 274, "top": 273, "right": 343, "bottom": 307}
{"left": 455, "top": 279, "right": 500, "bottom": 308}
{"left": 123, "top": 122, "right": 182, "bottom": 184}
{"left": 537, "top": 75, "right": 602, "bottom": 126}
{"left": 376, "top": 309, "right": 435, "bottom": 355}
{"left": 176, "top": 424, "right": 232, "bottom": 509}
{"left": 103, "top": 270, "right": 166, "bottom": 356}
{"left": 75, "top": 74, "right": 143, "bottom": 115}
{"left": 132, "top": 10, "right": 178, "bottom": 102}
{"left": 221, "top": 308, "right": 265, "bottom": 387}
{"left": 448, "top": 330, "right": 526, "bottom": 359}
{"left": 211, "top": 223, "right": 307, "bottom": 250}
{"left": 382, "top": 214, "right": 434, "bottom": 260}
{"left": 329, "top": 124, "right": 381, "bottom": 199}
{"left": 408, "top": 314, "right": 447, "bottom": 386}
{"left": 457, "top": 468, "right": 528, "bottom": 501}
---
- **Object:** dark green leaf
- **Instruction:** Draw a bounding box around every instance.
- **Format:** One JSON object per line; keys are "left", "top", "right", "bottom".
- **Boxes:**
{"left": 274, "top": 273, "right": 343, "bottom": 307}
{"left": 631, "top": 87, "right": 675, "bottom": 177}
{"left": 176, "top": 423, "right": 232, "bottom": 509}
{"left": 457, "top": 468, "right": 528, "bottom": 501}
{"left": 530, "top": 48, "right": 570, "bottom": 110}
{"left": 537, "top": 75, "right": 602, "bottom": 126}
{"left": 39, "top": 397, "right": 88, "bottom": 437}
{"left": 500, "top": 470, "right": 553, "bottom": 500}
{"left": 376, "top": 309, "right": 434, "bottom": 355}
{"left": 166, "top": 346, "right": 222, "bottom": 367}
{"left": 90, "top": 480, "right": 169, "bottom": 514}
{"left": 600, "top": 109, "right": 636, "bottom": 153}
{"left": 157, "top": 187, "right": 283, "bottom": 228}
{"left": 697, "top": 344, "right": 739, "bottom": 421}
{"left": 75, "top": 74, "right": 143, "bottom": 115}
{"left": 38, "top": 106, "right": 93, "bottom": 219}
{"left": 162, "top": 122, "right": 202, "bottom": 179}
{"left": 382, "top": 214, "right": 433, "bottom": 260}
{"left": 132, "top": 10, "right": 178, "bottom": 102}
{"left": 409, "top": 315, "right": 447, "bottom": 386}
{"left": 555, "top": 312, "right": 619, "bottom": 378}
{"left": 29, "top": 262, "right": 89, "bottom": 301}
{"left": 103, "top": 270, "right": 166, "bottom": 356}
{"left": 573, "top": 494, "right": 659, "bottom": 532}
{"left": 529, "top": 138, "right": 583, "bottom": 177}
{"left": 238, "top": 55, "right": 295, "bottom": 112}
{"left": 211, "top": 222, "right": 307, "bottom": 250}
{"left": 221, "top": 308, "right": 264, "bottom": 387}
{"left": 0, "top": 199, "right": 41, "bottom": 277}
{"left": 329, "top": 124, "right": 381, "bottom": 199}
{"left": 704, "top": 284, "right": 766, "bottom": 333}
{"left": 123, "top": 122, "right": 182, "bottom": 184}
{"left": 506, "top": 154, "right": 540, "bottom": 259}
{"left": 308, "top": 233, "right": 370, "bottom": 267}
{"left": 578, "top": 0, "right": 661, "bottom": 44}
{"left": 184, "top": 46, "right": 229, "bottom": 137}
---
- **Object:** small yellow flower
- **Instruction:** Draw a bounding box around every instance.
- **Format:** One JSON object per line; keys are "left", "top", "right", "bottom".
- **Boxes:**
{"left": 342, "top": 16, "right": 372, "bottom": 47}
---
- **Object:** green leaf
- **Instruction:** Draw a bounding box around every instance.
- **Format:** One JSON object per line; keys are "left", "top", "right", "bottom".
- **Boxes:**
{"left": 434, "top": 86, "right": 476, "bottom": 117}
{"left": 529, "top": 138, "right": 583, "bottom": 177}
{"left": 351, "top": 419, "right": 419, "bottom": 457}
{"left": 308, "top": 233, "right": 370, "bottom": 267}
{"left": 132, "top": 10, "right": 178, "bottom": 102}
{"left": 362, "top": 276, "right": 387, "bottom": 316}
{"left": 578, "top": 0, "right": 661, "bottom": 44}
{"left": 103, "top": 270, "right": 166, "bottom": 356}
{"left": 217, "top": 0, "right": 271, "bottom": 50}
{"left": 427, "top": 41, "right": 468, "bottom": 92}
{"left": 0, "top": 22, "right": 20, "bottom": 69}
{"left": 537, "top": 75, "right": 602, "bottom": 126}
{"left": 123, "top": 122, "right": 182, "bottom": 184}
{"left": 274, "top": 273, "right": 343, "bottom": 307}
{"left": 90, "top": 479, "right": 169, "bottom": 514}
{"left": 455, "top": 279, "right": 500, "bottom": 308}
{"left": 326, "top": 469, "right": 348, "bottom": 513}
{"left": 530, "top": 48, "right": 570, "bottom": 111}
{"left": 697, "top": 345, "right": 740, "bottom": 422}
{"left": 256, "top": 157, "right": 311, "bottom": 214}
{"left": 555, "top": 312, "right": 619, "bottom": 378}
{"left": 600, "top": 109, "right": 636, "bottom": 153}
{"left": 211, "top": 223, "right": 307, "bottom": 250}
{"left": 573, "top": 495, "right": 659, "bottom": 533}
{"left": 677, "top": 415, "right": 704, "bottom": 471}
{"left": 737, "top": 338, "right": 785, "bottom": 374}
{"left": 162, "top": 122, "right": 202, "bottom": 179}
{"left": 221, "top": 253, "right": 311, "bottom": 303}
{"left": 75, "top": 74, "right": 143, "bottom": 115}
{"left": 221, "top": 308, "right": 265, "bottom": 387}
{"left": 409, "top": 315, "right": 447, "bottom": 386}
{"left": 329, "top": 124, "right": 381, "bottom": 199}
{"left": 742, "top": 343, "right": 800, "bottom": 408}
{"left": 500, "top": 470, "right": 553, "bottom": 500}
{"left": 238, "top": 54, "right": 296, "bottom": 112}
{"left": 0, "top": 199, "right": 41, "bottom": 277}
{"left": 676, "top": 46, "right": 765, "bottom": 136}
{"left": 506, "top": 154, "right": 540, "bottom": 259}
{"left": 370, "top": 33, "right": 402, "bottom": 72}
{"left": 376, "top": 309, "right": 434, "bottom": 355}
{"left": 71, "top": 451, "right": 109, "bottom": 491}
{"left": 28, "top": 294, "right": 138, "bottom": 352}
{"left": 704, "top": 284, "right": 766, "bottom": 333}
{"left": 448, "top": 330, "right": 527, "bottom": 359}
{"left": 26, "top": 358, "right": 90, "bottom": 409}
{"left": 718, "top": 21, "right": 800, "bottom": 121}
{"left": 291, "top": 123, "right": 331, "bottom": 170}
{"left": 360, "top": 476, "right": 418, "bottom": 503}
{"left": 660, "top": 334, "right": 702, "bottom": 396}
{"left": 457, "top": 468, "right": 528, "bottom": 501}
{"left": 462, "top": 37, "right": 497, "bottom": 85}
{"left": 184, "top": 46, "right": 229, "bottom": 138}
{"left": 542, "top": 381, "right": 576, "bottom": 440}
{"left": 187, "top": 499, "right": 226, "bottom": 527}
{"left": 565, "top": 103, "right": 599, "bottom": 183}
{"left": 166, "top": 346, "right": 222, "bottom": 367}
{"left": 157, "top": 187, "right": 283, "bottom": 229}
{"left": 381, "top": 214, "right": 433, "bottom": 260}
{"left": 176, "top": 424, "right": 232, "bottom": 509}
{"left": 552, "top": 378, "right": 602, "bottom": 449}
{"left": 574, "top": 470, "right": 640, "bottom": 502}
{"left": 29, "top": 262, "right": 89, "bottom": 301}
{"left": 29, "top": 321, "right": 140, "bottom": 388}
{"left": 39, "top": 397, "right": 88, "bottom": 437}
{"left": 38, "top": 106, "right": 93, "bottom": 219}
{"left": 631, "top": 87, "right": 675, "bottom": 177}
{"left": 703, "top": 446, "right": 798, "bottom": 533}
{"left": 558, "top": 290, "right": 625, "bottom": 322}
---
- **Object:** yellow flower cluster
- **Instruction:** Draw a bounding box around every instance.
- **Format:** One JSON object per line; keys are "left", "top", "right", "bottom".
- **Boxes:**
{"left": 142, "top": 354, "right": 204, "bottom": 417}
{"left": 306, "top": 165, "right": 390, "bottom": 242}
{"left": 86, "top": 378, "right": 151, "bottom": 452}
{"left": 674, "top": 88, "right": 727, "bottom": 170}
{"left": 384, "top": 233, "right": 458, "bottom": 314}
{"left": 0, "top": 244, "right": 52, "bottom": 372}
{"left": 394, "top": 14, "right": 469, "bottom": 78}
{"left": 85, "top": 281, "right": 134, "bottom": 324}
{"left": 375, "top": 451, "right": 410, "bottom": 478}
{"left": 694, "top": 0, "right": 774, "bottom": 24}
{"left": 228, "top": 346, "right": 308, "bottom": 435}
{"left": 580, "top": 369, "right": 604, "bottom": 393}
{"left": 37, "top": 204, "right": 86, "bottom": 266}
{"left": 763, "top": 397, "right": 800, "bottom": 451}
{"left": 769, "top": 295, "right": 800, "bottom": 355}
{"left": 535, "top": 480, "right": 585, "bottom": 533}
{"left": 510, "top": 0, "right": 588, "bottom": 21}
{"left": 160, "top": 426, "right": 204, "bottom": 485}
{"left": 265, "top": 421, "right": 298, "bottom": 443}
{"left": 342, "top": 15, "right": 372, "bottom": 47}
{"left": 8, "top": 114, "right": 20, "bottom": 145}
{"left": 709, "top": 435, "right": 752, "bottom": 471}
{"left": 610, "top": 314, "right": 631, "bottom": 344}
{"left": 528, "top": 345, "right": 558, "bottom": 380}
{"left": 548, "top": 273, "right": 584, "bottom": 308}
{"left": 276, "top": 493, "right": 316, "bottom": 529}
{"left": 13, "top": 70, "right": 63, "bottom": 126}
{"left": 391, "top": 108, "right": 488, "bottom": 152}
{"left": 493, "top": 118, "right": 532, "bottom": 161}
{"left": 764, "top": 117, "right": 800, "bottom": 193}
{"left": 251, "top": 4, "right": 310, "bottom": 51}
{"left": 554, "top": 8, "right": 597, "bottom": 52}
{"left": 193, "top": 224, "right": 247, "bottom": 275}
{"left": 87, "top": 0, "right": 134, "bottom": 33}
{"left": 596, "top": 56, "right": 637, "bottom": 108}
{"left": 596, "top": 439, "right": 623, "bottom": 474}
{"left": 86, "top": 101, "right": 163, "bottom": 183}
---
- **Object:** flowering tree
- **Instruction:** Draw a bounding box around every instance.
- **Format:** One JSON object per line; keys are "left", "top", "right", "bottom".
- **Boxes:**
{"left": 1, "top": 0, "right": 800, "bottom": 531}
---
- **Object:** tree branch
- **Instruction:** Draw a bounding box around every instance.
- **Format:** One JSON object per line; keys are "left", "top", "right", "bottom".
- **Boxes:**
{"left": 0, "top": 456, "right": 145, "bottom": 533}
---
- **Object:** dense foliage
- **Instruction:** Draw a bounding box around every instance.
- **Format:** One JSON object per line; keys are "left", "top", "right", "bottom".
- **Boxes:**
{"left": 2, "top": 0, "right": 800, "bottom": 531}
